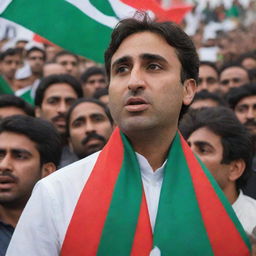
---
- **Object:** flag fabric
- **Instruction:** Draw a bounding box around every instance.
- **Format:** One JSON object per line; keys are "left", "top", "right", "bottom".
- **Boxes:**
{"left": 0, "top": 75, "right": 13, "bottom": 94}
{"left": 15, "top": 86, "right": 34, "bottom": 105}
{"left": 0, "top": 0, "right": 192, "bottom": 63}
{"left": 61, "top": 128, "right": 251, "bottom": 256}
{"left": 0, "top": 0, "right": 136, "bottom": 63}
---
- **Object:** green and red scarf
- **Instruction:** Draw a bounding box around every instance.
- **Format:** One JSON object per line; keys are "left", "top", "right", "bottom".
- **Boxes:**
{"left": 61, "top": 128, "right": 251, "bottom": 255}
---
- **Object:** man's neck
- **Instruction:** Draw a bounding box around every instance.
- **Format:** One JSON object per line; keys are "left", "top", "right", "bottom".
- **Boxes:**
{"left": 126, "top": 127, "right": 177, "bottom": 171}
{"left": 0, "top": 205, "right": 23, "bottom": 227}
{"left": 223, "top": 183, "right": 239, "bottom": 204}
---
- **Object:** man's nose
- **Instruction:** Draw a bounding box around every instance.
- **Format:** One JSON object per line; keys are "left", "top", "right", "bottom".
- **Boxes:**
{"left": 85, "top": 121, "right": 96, "bottom": 133}
{"left": 0, "top": 154, "right": 12, "bottom": 172}
{"left": 246, "top": 107, "right": 256, "bottom": 120}
{"left": 57, "top": 101, "right": 68, "bottom": 113}
{"left": 127, "top": 68, "right": 146, "bottom": 93}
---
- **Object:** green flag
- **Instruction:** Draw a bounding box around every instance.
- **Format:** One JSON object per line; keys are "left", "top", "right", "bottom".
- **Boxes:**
{"left": 0, "top": 76, "right": 14, "bottom": 94}
{"left": 0, "top": 0, "right": 136, "bottom": 63}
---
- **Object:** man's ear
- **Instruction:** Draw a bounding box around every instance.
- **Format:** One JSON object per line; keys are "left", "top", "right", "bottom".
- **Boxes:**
{"left": 228, "top": 159, "right": 246, "bottom": 182}
{"left": 35, "top": 106, "right": 41, "bottom": 118}
{"left": 41, "top": 162, "right": 56, "bottom": 178}
{"left": 183, "top": 79, "right": 197, "bottom": 106}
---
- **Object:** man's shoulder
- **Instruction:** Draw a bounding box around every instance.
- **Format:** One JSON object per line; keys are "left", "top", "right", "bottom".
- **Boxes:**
{"left": 234, "top": 191, "right": 256, "bottom": 211}
{"left": 38, "top": 151, "right": 101, "bottom": 190}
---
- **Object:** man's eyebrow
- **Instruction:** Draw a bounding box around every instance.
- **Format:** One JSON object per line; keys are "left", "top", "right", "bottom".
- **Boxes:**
{"left": 12, "top": 149, "right": 32, "bottom": 156}
{"left": 194, "top": 141, "right": 213, "bottom": 148}
{"left": 140, "top": 53, "right": 168, "bottom": 63}
{"left": 111, "top": 56, "right": 131, "bottom": 70}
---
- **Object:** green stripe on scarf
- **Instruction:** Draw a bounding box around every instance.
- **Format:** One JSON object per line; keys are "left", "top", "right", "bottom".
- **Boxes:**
{"left": 154, "top": 133, "right": 214, "bottom": 255}
{"left": 97, "top": 133, "right": 143, "bottom": 255}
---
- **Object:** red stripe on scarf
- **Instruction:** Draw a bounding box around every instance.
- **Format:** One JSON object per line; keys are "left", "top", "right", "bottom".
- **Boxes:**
{"left": 61, "top": 128, "right": 124, "bottom": 256}
{"left": 180, "top": 134, "right": 250, "bottom": 256}
{"left": 131, "top": 193, "right": 153, "bottom": 255}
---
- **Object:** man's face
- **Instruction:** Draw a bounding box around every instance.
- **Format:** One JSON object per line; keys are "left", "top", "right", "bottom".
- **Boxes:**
{"left": 0, "top": 132, "right": 42, "bottom": 206}
{"left": 190, "top": 99, "right": 219, "bottom": 109}
{"left": 187, "top": 127, "right": 231, "bottom": 190}
{"left": 234, "top": 95, "right": 256, "bottom": 135}
{"left": 0, "top": 107, "right": 27, "bottom": 119}
{"left": 36, "top": 83, "right": 78, "bottom": 135}
{"left": 1, "top": 55, "right": 22, "bottom": 80}
{"left": 27, "top": 50, "right": 45, "bottom": 75}
{"left": 55, "top": 54, "right": 79, "bottom": 77}
{"left": 82, "top": 74, "right": 106, "bottom": 98}
{"left": 43, "top": 63, "right": 66, "bottom": 77}
{"left": 220, "top": 67, "right": 250, "bottom": 94}
{"left": 198, "top": 65, "right": 219, "bottom": 93}
{"left": 69, "top": 102, "right": 113, "bottom": 158}
{"left": 108, "top": 32, "right": 196, "bottom": 135}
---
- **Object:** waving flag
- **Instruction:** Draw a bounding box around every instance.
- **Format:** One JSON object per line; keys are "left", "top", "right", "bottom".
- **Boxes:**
{"left": 0, "top": 0, "right": 192, "bottom": 63}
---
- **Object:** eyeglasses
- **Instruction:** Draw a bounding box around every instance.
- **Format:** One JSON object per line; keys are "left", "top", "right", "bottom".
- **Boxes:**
{"left": 220, "top": 78, "right": 241, "bottom": 86}
{"left": 198, "top": 77, "right": 217, "bottom": 85}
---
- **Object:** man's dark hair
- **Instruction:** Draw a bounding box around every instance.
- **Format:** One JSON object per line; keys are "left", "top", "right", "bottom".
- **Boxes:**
{"left": 104, "top": 13, "right": 199, "bottom": 119}
{"left": 34, "top": 74, "right": 83, "bottom": 106}
{"left": 26, "top": 46, "right": 46, "bottom": 61}
{"left": 80, "top": 66, "right": 106, "bottom": 83}
{"left": 0, "top": 48, "right": 22, "bottom": 61}
{"left": 192, "top": 90, "right": 227, "bottom": 107}
{"left": 200, "top": 61, "right": 219, "bottom": 77}
{"left": 227, "top": 83, "right": 256, "bottom": 109}
{"left": 66, "top": 98, "right": 113, "bottom": 137}
{"left": 53, "top": 50, "right": 79, "bottom": 63}
{"left": 93, "top": 87, "right": 109, "bottom": 100}
{"left": 104, "top": 13, "right": 199, "bottom": 84}
{"left": 0, "top": 115, "right": 62, "bottom": 166}
{"left": 0, "top": 94, "right": 34, "bottom": 116}
{"left": 179, "top": 107, "right": 253, "bottom": 190}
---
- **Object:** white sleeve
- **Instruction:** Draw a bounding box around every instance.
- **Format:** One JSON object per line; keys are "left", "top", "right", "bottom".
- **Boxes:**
{"left": 6, "top": 181, "right": 61, "bottom": 256}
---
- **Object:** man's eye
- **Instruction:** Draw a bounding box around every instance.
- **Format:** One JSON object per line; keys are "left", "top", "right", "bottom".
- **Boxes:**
{"left": 236, "top": 106, "right": 248, "bottom": 113}
{"left": 15, "top": 153, "right": 28, "bottom": 160}
{"left": 198, "top": 146, "right": 211, "bottom": 154}
{"left": 147, "top": 63, "right": 161, "bottom": 71}
{"left": 47, "top": 98, "right": 58, "bottom": 105}
{"left": 72, "top": 120, "right": 83, "bottom": 128}
{"left": 116, "top": 65, "right": 129, "bottom": 74}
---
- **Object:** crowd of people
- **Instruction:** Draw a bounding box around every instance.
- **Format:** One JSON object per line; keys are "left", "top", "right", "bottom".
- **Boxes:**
{"left": 0, "top": 1, "right": 256, "bottom": 255}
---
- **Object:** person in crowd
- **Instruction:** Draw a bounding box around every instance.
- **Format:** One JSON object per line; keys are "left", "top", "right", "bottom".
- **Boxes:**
{"left": 93, "top": 87, "right": 109, "bottom": 105}
{"left": 53, "top": 50, "right": 79, "bottom": 78}
{"left": 0, "top": 115, "right": 62, "bottom": 255}
{"left": 0, "top": 48, "right": 22, "bottom": 90}
{"left": 237, "top": 51, "right": 256, "bottom": 71}
{"left": 190, "top": 90, "right": 227, "bottom": 109}
{"left": 26, "top": 46, "right": 46, "bottom": 82}
{"left": 180, "top": 106, "right": 256, "bottom": 236}
{"left": 42, "top": 62, "right": 66, "bottom": 77}
{"left": 197, "top": 61, "right": 220, "bottom": 93}
{"left": 34, "top": 74, "right": 83, "bottom": 168}
{"left": 219, "top": 63, "right": 251, "bottom": 94}
{"left": 66, "top": 98, "right": 113, "bottom": 162}
{"left": 0, "top": 94, "right": 34, "bottom": 119}
{"left": 6, "top": 14, "right": 251, "bottom": 255}
{"left": 80, "top": 66, "right": 107, "bottom": 98}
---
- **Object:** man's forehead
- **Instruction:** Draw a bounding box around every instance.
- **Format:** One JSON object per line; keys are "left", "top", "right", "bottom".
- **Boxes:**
{"left": 45, "top": 83, "right": 77, "bottom": 96}
{"left": 72, "top": 102, "right": 105, "bottom": 117}
{"left": 237, "top": 95, "right": 256, "bottom": 105}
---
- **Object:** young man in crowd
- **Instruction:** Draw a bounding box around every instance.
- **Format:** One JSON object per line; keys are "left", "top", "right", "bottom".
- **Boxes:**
{"left": 53, "top": 50, "right": 80, "bottom": 78}
{"left": 34, "top": 74, "right": 83, "bottom": 168}
{"left": 180, "top": 106, "right": 256, "bottom": 236}
{"left": 0, "top": 115, "right": 62, "bottom": 255}
{"left": 0, "top": 94, "right": 34, "bottom": 119}
{"left": 0, "top": 48, "right": 22, "bottom": 90}
{"left": 80, "top": 66, "right": 107, "bottom": 98}
{"left": 7, "top": 14, "right": 252, "bottom": 255}
{"left": 66, "top": 98, "right": 113, "bottom": 163}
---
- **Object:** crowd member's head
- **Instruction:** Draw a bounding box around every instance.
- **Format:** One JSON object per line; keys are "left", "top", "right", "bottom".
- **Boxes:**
{"left": 237, "top": 52, "right": 256, "bottom": 71}
{"left": 53, "top": 50, "right": 79, "bottom": 78}
{"left": 227, "top": 83, "right": 256, "bottom": 135}
{"left": 197, "top": 61, "right": 219, "bottom": 93}
{"left": 190, "top": 90, "right": 227, "bottom": 109}
{"left": 0, "top": 115, "right": 61, "bottom": 211}
{"left": 0, "top": 48, "right": 23, "bottom": 87}
{"left": 93, "top": 87, "right": 109, "bottom": 105}
{"left": 66, "top": 98, "right": 113, "bottom": 159}
{"left": 180, "top": 107, "right": 253, "bottom": 203}
{"left": 42, "top": 62, "right": 66, "bottom": 77}
{"left": 26, "top": 47, "right": 46, "bottom": 78}
{"left": 219, "top": 64, "right": 250, "bottom": 94}
{"left": 0, "top": 94, "right": 34, "bottom": 118}
{"left": 104, "top": 14, "right": 199, "bottom": 131}
{"left": 35, "top": 74, "right": 83, "bottom": 138}
{"left": 80, "top": 66, "right": 107, "bottom": 98}
{"left": 13, "top": 63, "right": 34, "bottom": 91}
{"left": 15, "top": 40, "right": 28, "bottom": 51}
